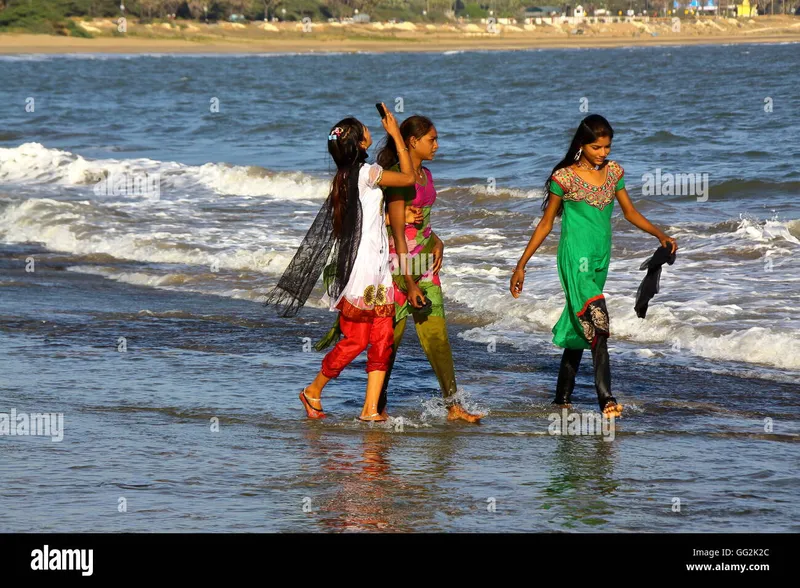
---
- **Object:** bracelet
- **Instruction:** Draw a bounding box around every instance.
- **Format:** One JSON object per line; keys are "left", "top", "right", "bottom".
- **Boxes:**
{"left": 399, "top": 147, "right": 408, "bottom": 152}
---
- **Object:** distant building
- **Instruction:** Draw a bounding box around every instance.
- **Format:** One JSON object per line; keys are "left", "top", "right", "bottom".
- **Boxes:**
{"left": 523, "top": 6, "right": 563, "bottom": 16}
{"left": 353, "top": 13, "right": 370, "bottom": 23}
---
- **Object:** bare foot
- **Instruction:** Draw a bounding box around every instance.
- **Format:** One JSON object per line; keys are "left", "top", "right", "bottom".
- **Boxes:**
{"left": 552, "top": 403, "right": 573, "bottom": 409}
{"left": 447, "top": 404, "right": 483, "bottom": 423}
{"left": 602, "top": 402, "right": 623, "bottom": 418}
{"left": 379, "top": 408, "right": 389, "bottom": 420}
{"left": 299, "top": 388, "right": 325, "bottom": 419}
{"left": 358, "top": 412, "right": 387, "bottom": 423}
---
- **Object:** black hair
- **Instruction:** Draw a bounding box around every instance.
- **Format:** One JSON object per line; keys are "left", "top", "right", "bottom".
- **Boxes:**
{"left": 327, "top": 117, "right": 368, "bottom": 237}
{"left": 542, "top": 114, "right": 614, "bottom": 216}
{"left": 376, "top": 114, "right": 435, "bottom": 169}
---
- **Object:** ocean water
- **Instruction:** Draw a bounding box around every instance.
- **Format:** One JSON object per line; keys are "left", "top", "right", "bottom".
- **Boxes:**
{"left": 0, "top": 44, "right": 798, "bottom": 532}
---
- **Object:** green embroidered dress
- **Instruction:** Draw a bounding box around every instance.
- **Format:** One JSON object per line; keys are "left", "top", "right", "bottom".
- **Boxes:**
{"left": 549, "top": 161, "right": 625, "bottom": 349}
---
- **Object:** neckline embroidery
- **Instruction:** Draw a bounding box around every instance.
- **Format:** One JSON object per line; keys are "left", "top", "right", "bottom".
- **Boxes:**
{"left": 557, "top": 163, "right": 617, "bottom": 211}
{"left": 568, "top": 165, "right": 611, "bottom": 189}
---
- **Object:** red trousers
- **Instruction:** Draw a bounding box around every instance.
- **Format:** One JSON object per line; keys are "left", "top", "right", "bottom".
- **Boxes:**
{"left": 321, "top": 308, "right": 394, "bottom": 378}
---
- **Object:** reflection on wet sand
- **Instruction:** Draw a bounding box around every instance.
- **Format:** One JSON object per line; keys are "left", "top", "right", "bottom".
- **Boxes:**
{"left": 298, "top": 423, "right": 467, "bottom": 532}
{"left": 300, "top": 427, "right": 404, "bottom": 532}
{"left": 541, "top": 434, "right": 620, "bottom": 529}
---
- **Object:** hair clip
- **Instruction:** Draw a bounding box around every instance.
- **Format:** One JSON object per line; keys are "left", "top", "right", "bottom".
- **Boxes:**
{"left": 328, "top": 126, "right": 344, "bottom": 141}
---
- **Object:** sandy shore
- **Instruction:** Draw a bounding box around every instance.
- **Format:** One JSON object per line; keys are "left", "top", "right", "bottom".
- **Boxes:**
{"left": 0, "top": 32, "right": 799, "bottom": 54}
{"left": 0, "top": 16, "right": 798, "bottom": 54}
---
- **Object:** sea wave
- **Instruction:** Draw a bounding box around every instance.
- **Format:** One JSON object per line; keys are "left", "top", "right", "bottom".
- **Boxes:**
{"left": 0, "top": 142, "right": 329, "bottom": 200}
{"left": 446, "top": 277, "right": 800, "bottom": 371}
{"left": 0, "top": 198, "right": 294, "bottom": 273}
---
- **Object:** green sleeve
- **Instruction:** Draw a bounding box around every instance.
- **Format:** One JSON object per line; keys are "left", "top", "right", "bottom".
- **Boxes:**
{"left": 383, "top": 185, "right": 414, "bottom": 204}
{"left": 549, "top": 178, "right": 565, "bottom": 196}
{"left": 615, "top": 175, "right": 625, "bottom": 191}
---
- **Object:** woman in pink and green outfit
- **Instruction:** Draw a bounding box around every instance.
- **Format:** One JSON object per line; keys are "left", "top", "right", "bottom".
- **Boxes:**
{"left": 378, "top": 115, "right": 482, "bottom": 423}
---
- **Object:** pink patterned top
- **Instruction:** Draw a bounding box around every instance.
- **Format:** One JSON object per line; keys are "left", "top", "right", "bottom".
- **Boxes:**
{"left": 386, "top": 167, "right": 441, "bottom": 309}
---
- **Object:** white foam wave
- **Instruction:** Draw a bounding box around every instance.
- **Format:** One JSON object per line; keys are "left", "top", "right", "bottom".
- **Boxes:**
{"left": 66, "top": 265, "right": 268, "bottom": 302}
{"left": 440, "top": 185, "right": 542, "bottom": 200}
{"left": 0, "top": 142, "right": 329, "bottom": 201}
{"left": 191, "top": 162, "right": 327, "bottom": 199}
{"left": 66, "top": 267, "right": 193, "bottom": 288}
{"left": 0, "top": 198, "right": 294, "bottom": 273}
{"left": 673, "top": 215, "right": 800, "bottom": 250}
{"left": 445, "top": 274, "right": 800, "bottom": 371}
{"left": 733, "top": 217, "right": 800, "bottom": 245}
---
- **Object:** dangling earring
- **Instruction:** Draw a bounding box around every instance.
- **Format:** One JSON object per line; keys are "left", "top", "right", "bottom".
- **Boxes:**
{"left": 574, "top": 148, "right": 582, "bottom": 162}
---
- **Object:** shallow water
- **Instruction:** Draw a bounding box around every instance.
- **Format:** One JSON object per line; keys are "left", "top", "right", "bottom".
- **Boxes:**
{"left": 0, "top": 45, "right": 798, "bottom": 532}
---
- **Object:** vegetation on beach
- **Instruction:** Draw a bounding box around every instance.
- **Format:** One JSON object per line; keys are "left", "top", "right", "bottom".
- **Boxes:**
{"left": 0, "top": 0, "right": 797, "bottom": 37}
{"left": 6, "top": 0, "right": 476, "bottom": 32}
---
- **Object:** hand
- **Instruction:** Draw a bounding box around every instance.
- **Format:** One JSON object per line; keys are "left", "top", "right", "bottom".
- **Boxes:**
{"left": 659, "top": 234, "right": 678, "bottom": 254}
{"left": 510, "top": 267, "right": 526, "bottom": 298}
{"left": 404, "top": 205, "right": 423, "bottom": 225}
{"left": 431, "top": 238, "right": 443, "bottom": 274}
{"left": 406, "top": 282, "right": 426, "bottom": 309}
{"left": 380, "top": 104, "right": 400, "bottom": 137}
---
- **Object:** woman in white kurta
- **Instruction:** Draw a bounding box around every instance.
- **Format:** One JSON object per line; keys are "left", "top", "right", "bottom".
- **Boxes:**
{"left": 268, "top": 108, "right": 416, "bottom": 421}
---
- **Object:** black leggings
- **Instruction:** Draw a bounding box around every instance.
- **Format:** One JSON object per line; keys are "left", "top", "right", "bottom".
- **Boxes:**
{"left": 552, "top": 335, "right": 615, "bottom": 410}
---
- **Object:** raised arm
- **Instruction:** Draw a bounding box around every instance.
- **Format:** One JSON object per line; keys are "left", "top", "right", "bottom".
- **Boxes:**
{"left": 376, "top": 105, "right": 415, "bottom": 188}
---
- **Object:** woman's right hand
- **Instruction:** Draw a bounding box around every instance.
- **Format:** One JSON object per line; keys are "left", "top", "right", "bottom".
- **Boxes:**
{"left": 406, "top": 282, "right": 426, "bottom": 309}
{"left": 404, "top": 206, "right": 423, "bottom": 225}
{"left": 380, "top": 104, "right": 401, "bottom": 138}
{"left": 510, "top": 267, "right": 526, "bottom": 298}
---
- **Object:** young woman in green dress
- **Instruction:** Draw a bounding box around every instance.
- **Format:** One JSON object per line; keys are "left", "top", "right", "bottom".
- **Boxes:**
{"left": 510, "top": 115, "right": 677, "bottom": 417}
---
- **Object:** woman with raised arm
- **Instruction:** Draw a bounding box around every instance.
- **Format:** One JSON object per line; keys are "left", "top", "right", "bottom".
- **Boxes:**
{"left": 265, "top": 105, "right": 415, "bottom": 422}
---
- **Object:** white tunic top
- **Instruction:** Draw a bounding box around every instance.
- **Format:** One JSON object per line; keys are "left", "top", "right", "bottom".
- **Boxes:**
{"left": 323, "top": 163, "right": 395, "bottom": 311}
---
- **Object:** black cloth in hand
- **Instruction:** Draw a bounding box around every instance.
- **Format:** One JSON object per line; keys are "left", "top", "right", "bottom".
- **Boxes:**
{"left": 634, "top": 245, "right": 676, "bottom": 319}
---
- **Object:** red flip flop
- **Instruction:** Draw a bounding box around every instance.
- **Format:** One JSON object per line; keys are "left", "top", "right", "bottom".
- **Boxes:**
{"left": 300, "top": 389, "right": 326, "bottom": 419}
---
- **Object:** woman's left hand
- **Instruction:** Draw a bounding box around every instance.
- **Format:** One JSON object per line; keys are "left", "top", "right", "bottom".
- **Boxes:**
{"left": 404, "top": 205, "right": 423, "bottom": 225}
{"left": 431, "top": 238, "right": 444, "bottom": 274}
{"left": 660, "top": 234, "right": 678, "bottom": 254}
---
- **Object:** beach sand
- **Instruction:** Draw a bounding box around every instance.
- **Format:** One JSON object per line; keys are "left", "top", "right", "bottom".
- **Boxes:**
{"left": 0, "top": 15, "right": 798, "bottom": 54}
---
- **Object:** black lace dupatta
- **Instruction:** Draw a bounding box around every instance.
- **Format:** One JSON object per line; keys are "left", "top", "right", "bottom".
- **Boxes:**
{"left": 264, "top": 158, "right": 365, "bottom": 318}
{"left": 634, "top": 245, "right": 676, "bottom": 319}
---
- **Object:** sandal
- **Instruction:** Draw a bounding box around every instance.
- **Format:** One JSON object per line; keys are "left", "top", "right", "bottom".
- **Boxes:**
{"left": 299, "top": 389, "right": 325, "bottom": 419}
{"left": 602, "top": 400, "right": 623, "bottom": 417}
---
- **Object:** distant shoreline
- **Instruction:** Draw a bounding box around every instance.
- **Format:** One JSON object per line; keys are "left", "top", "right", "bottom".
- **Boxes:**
{"left": 0, "top": 30, "right": 800, "bottom": 55}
